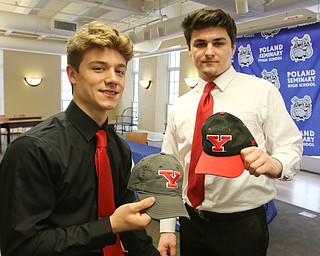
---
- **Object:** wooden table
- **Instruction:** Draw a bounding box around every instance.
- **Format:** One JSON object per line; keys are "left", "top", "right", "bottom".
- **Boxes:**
{"left": 8, "top": 116, "right": 43, "bottom": 121}
{"left": 0, "top": 118, "right": 43, "bottom": 153}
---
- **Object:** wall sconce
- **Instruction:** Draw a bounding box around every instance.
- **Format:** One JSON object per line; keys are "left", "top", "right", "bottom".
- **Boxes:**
{"left": 139, "top": 80, "right": 152, "bottom": 89}
{"left": 184, "top": 77, "right": 198, "bottom": 88}
{"left": 24, "top": 77, "right": 43, "bottom": 87}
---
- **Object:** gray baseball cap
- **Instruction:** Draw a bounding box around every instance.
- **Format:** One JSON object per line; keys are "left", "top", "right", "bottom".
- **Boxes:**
{"left": 128, "top": 152, "right": 190, "bottom": 219}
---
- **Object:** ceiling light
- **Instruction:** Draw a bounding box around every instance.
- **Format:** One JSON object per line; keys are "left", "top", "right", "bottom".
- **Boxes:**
{"left": 143, "top": 26, "right": 151, "bottom": 40}
{"left": 157, "top": 22, "right": 167, "bottom": 37}
{"left": 236, "top": 0, "right": 249, "bottom": 14}
{"left": 128, "top": 30, "right": 138, "bottom": 43}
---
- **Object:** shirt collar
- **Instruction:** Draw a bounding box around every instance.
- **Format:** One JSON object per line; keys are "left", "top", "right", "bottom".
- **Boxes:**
{"left": 65, "top": 100, "right": 108, "bottom": 142}
{"left": 196, "top": 66, "right": 237, "bottom": 92}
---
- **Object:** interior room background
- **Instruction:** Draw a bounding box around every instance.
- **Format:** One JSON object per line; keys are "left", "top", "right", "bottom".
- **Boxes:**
{"left": 0, "top": 28, "right": 319, "bottom": 173}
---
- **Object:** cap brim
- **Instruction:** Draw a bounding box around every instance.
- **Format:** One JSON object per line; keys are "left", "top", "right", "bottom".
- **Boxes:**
{"left": 137, "top": 192, "right": 190, "bottom": 219}
{"left": 195, "top": 151, "right": 245, "bottom": 178}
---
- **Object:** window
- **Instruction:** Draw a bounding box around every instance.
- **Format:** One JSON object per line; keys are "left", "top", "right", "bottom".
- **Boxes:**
{"left": 132, "top": 58, "right": 139, "bottom": 128}
{"left": 0, "top": 50, "right": 4, "bottom": 114}
{"left": 167, "top": 50, "right": 180, "bottom": 121}
{"left": 61, "top": 55, "right": 72, "bottom": 111}
{"left": 168, "top": 70, "right": 180, "bottom": 104}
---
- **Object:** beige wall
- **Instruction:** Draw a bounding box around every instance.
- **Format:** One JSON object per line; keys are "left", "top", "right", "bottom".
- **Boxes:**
{"left": 108, "top": 60, "right": 135, "bottom": 121}
{"left": 139, "top": 57, "right": 157, "bottom": 132}
{"left": 4, "top": 50, "right": 61, "bottom": 119}
{"left": 2, "top": 36, "right": 193, "bottom": 133}
{"left": 154, "top": 55, "right": 169, "bottom": 133}
{"left": 133, "top": 37, "right": 196, "bottom": 133}
{"left": 180, "top": 50, "right": 197, "bottom": 95}
{"left": 2, "top": 42, "right": 318, "bottom": 173}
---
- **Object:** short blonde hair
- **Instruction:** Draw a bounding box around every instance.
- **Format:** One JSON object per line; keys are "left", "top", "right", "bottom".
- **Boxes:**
{"left": 67, "top": 21, "right": 134, "bottom": 71}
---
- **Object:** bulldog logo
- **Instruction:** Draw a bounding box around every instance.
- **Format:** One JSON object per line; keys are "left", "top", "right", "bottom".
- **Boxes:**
{"left": 261, "top": 69, "right": 281, "bottom": 89}
{"left": 290, "top": 95, "right": 312, "bottom": 121}
{"left": 290, "top": 34, "right": 313, "bottom": 62}
{"left": 261, "top": 29, "right": 280, "bottom": 39}
{"left": 238, "top": 44, "right": 254, "bottom": 67}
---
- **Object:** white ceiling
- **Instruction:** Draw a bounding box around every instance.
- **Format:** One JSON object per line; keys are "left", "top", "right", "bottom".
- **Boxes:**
{"left": 0, "top": 0, "right": 319, "bottom": 54}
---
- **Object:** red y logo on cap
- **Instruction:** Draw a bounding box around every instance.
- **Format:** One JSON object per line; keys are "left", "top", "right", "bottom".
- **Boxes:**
{"left": 207, "top": 135, "right": 232, "bottom": 152}
{"left": 159, "top": 170, "right": 182, "bottom": 188}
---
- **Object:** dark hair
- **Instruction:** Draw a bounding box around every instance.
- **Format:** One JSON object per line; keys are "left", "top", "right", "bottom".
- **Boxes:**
{"left": 181, "top": 9, "right": 237, "bottom": 48}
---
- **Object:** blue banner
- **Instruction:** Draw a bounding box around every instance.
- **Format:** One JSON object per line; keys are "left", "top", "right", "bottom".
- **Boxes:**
{"left": 233, "top": 22, "right": 320, "bottom": 156}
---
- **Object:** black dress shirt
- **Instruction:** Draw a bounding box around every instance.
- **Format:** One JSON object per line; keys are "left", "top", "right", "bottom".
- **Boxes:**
{"left": 0, "top": 101, "right": 159, "bottom": 256}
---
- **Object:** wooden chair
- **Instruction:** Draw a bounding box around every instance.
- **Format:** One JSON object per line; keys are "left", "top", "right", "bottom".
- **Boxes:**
{"left": 13, "top": 114, "right": 26, "bottom": 117}
{"left": 0, "top": 115, "right": 8, "bottom": 136}
{"left": 125, "top": 131, "right": 148, "bottom": 144}
{"left": 11, "top": 114, "right": 26, "bottom": 138}
{"left": 0, "top": 114, "right": 7, "bottom": 122}
{"left": 0, "top": 115, "right": 8, "bottom": 153}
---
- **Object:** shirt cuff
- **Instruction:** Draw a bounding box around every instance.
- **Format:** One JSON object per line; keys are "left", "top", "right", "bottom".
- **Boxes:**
{"left": 272, "top": 154, "right": 298, "bottom": 181}
{"left": 159, "top": 218, "right": 176, "bottom": 233}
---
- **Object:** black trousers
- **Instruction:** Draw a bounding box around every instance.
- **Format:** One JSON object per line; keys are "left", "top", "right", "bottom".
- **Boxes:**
{"left": 180, "top": 204, "right": 269, "bottom": 256}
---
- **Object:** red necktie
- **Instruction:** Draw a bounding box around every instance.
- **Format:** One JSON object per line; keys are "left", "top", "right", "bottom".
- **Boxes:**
{"left": 187, "top": 82, "right": 215, "bottom": 208}
{"left": 95, "top": 130, "right": 124, "bottom": 256}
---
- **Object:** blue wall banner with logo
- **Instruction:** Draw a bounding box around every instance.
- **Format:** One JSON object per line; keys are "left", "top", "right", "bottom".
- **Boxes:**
{"left": 233, "top": 22, "right": 320, "bottom": 156}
